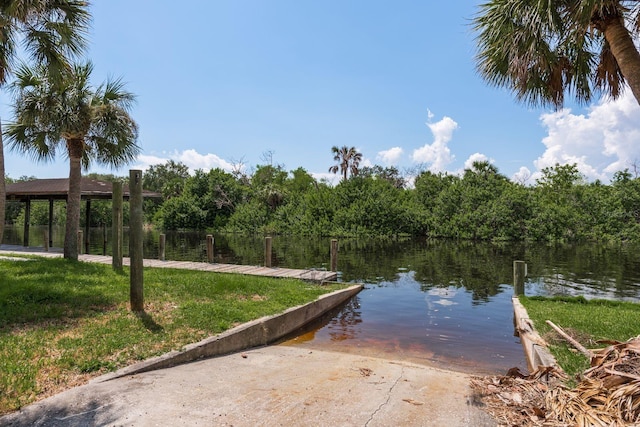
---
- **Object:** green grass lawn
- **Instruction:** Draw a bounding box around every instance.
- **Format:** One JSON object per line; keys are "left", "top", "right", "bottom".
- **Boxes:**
{"left": 519, "top": 296, "right": 640, "bottom": 379}
{"left": 0, "top": 256, "right": 345, "bottom": 414}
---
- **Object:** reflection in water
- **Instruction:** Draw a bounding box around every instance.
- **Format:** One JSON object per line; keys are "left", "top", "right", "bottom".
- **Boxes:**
{"left": 283, "top": 273, "right": 525, "bottom": 374}
{"left": 326, "top": 297, "right": 362, "bottom": 342}
{"left": 5, "top": 226, "right": 640, "bottom": 373}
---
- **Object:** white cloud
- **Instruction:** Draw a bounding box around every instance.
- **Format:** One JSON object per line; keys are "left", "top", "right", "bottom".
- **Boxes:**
{"left": 134, "top": 149, "right": 235, "bottom": 174}
{"left": 534, "top": 91, "right": 640, "bottom": 181}
{"left": 512, "top": 166, "right": 532, "bottom": 185}
{"left": 377, "top": 147, "right": 403, "bottom": 165}
{"left": 360, "top": 158, "right": 373, "bottom": 168}
{"left": 412, "top": 115, "right": 458, "bottom": 172}
{"left": 463, "top": 153, "right": 492, "bottom": 170}
{"left": 311, "top": 172, "right": 339, "bottom": 186}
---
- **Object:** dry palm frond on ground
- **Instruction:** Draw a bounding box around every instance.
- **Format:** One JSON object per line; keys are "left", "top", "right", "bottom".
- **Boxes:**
{"left": 471, "top": 336, "right": 640, "bottom": 426}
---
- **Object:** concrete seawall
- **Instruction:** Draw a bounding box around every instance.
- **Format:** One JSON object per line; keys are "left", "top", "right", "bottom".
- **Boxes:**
{"left": 97, "top": 284, "right": 363, "bottom": 382}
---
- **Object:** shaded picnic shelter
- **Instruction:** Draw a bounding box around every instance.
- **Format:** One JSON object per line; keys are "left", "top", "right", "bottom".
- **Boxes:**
{"left": 6, "top": 177, "right": 161, "bottom": 250}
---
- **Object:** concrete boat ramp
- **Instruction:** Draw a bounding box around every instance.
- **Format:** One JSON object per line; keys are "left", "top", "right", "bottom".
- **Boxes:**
{"left": 0, "top": 248, "right": 495, "bottom": 426}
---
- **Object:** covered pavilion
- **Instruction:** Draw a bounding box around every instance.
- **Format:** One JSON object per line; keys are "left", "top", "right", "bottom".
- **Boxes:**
{"left": 6, "top": 177, "right": 161, "bottom": 251}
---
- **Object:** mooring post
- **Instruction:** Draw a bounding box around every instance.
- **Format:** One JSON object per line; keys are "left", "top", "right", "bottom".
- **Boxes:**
{"left": 514, "top": 260, "right": 526, "bottom": 296}
{"left": 102, "top": 223, "right": 107, "bottom": 256}
{"left": 159, "top": 233, "right": 166, "bottom": 261}
{"left": 129, "top": 170, "right": 144, "bottom": 312}
{"left": 85, "top": 199, "right": 91, "bottom": 254}
{"left": 265, "top": 236, "right": 272, "bottom": 268}
{"left": 23, "top": 198, "right": 31, "bottom": 247}
{"left": 43, "top": 230, "right": 49, "bottom": 252}
{"left": 48, "top": 199, "right": 54, "bottom": 248}
{"left": 206, "top": 234, "right": 214, "bottom": 263}
{"left": 77, "top": 230, "right": 83, "bottom": 255}
{"left": 330, "top": 239, "right": 338, "bottom": 272}
{"left": 112, "top": 181, "right": 123, "bottom": 271}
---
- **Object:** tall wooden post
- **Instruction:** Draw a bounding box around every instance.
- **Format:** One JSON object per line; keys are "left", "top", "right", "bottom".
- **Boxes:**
{"left": 514, "top": 260, "right": 526, "bottom": 296}
{"left": 102, "top": 223, "right": 107, "bottom": 255}
{"left": 129, "top": 170, "right": 144, "bottom": 312}
{"left": 112, "top": 181, "right": 123, "bottom": 271}
{"left": 264, "top": 236, "right": 272, "bottom": 268}
{"left": 48, "top": 199, "right": 54, "bottom": 247}
{"left": 330, "top": 239, "right": 338, "bottom": 272}
{"left": 23, "top": 197, "right": 31, "bottom": 247}
{"left": 206, "top": 234, "right": 214, "bottom": 263}
{"left": 77, "top": 230, "right": 83, "bottom": 255}
{"left": 84, "top": 199, "right": 91, "bottom": 254}
{"left": 159, "top": 233, "right": 166, "bottom": 261}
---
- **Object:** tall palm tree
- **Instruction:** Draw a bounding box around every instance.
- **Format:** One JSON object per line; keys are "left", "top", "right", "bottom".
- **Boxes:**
{"left": 329, "top": 145, "right": 363, "bottom": 181}
{"left": 474, "top": 0, "right": 640, "bottom": 108}
{"left": 6, "top": 62, "right": 139, "bottom": 260}
{"left": 0, "top": 0, "right": 90, "bottom": 246}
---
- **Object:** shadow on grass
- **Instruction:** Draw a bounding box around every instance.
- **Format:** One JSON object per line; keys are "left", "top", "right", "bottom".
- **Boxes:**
{"left": 135, "top": 311, "right": 164, "bottom": 333}
{"left": 0, "top": 258, "right": 123, "bottom": 330}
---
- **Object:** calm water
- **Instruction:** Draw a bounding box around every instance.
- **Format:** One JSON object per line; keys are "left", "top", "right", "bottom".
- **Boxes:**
{"left": 5, "top": 225, "right": 640, "bottom": 374}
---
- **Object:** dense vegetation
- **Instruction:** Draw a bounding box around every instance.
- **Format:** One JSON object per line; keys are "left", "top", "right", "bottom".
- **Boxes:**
{"left": 7, "top": 159, "right": 640, "bottom": 243}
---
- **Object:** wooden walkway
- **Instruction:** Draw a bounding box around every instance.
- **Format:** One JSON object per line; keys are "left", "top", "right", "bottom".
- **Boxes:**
{"left": 0, "top": 246, "right": 337, "bottom": 282}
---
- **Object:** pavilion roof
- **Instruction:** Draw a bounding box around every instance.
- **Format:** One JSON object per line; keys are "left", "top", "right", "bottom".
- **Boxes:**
{"left": 6, "top": 178, "right": 162, "bottom": 201}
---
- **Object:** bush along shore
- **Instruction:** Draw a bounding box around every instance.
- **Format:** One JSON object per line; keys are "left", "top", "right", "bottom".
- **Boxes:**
{"left": 9, "top": 161, "right": 640, "bottom": 242}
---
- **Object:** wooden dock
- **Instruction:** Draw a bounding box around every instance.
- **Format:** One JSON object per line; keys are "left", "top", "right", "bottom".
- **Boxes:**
{"left": 0, "top": 246, "right": 337, "bottom": 282}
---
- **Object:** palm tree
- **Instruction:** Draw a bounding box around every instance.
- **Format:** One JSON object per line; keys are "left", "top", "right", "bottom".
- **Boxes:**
{"left": 0, "top": 0, "right": 89, "bottom": 246}
{"left": 329, "top": 145, "right": 363, "bottom": 181}
{"left": 6, "top": 62, "right": 140, "bottom": 260}
{"left": 474, "top": 0, "right": 640, "bottom": 108}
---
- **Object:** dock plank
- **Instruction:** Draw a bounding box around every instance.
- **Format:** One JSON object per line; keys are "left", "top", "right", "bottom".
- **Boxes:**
{"left": 0, "top": 247, "right": 337, "bottom": 282}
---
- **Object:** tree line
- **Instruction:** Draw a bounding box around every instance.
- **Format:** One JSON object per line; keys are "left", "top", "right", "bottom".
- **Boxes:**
{"left": 8, "top": 158, "right": 640, "bottom": 243}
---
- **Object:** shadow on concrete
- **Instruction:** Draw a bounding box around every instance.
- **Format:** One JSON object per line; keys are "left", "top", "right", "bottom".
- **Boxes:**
{"left": 0, "top": 396, "right": 117, "bottom": 427}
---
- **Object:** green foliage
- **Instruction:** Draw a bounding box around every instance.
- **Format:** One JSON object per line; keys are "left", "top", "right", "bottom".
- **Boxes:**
{"left": 155, "top": 195, "right": 207, "bottom": 230}
{"left": 143, "top": 160, "right": 190, "bottom": 198}
{"left": 55, "top": 160, "right": 640, "bottom": 242}
{"left": 56, "top": 157, "right": 640, "bottom": 242}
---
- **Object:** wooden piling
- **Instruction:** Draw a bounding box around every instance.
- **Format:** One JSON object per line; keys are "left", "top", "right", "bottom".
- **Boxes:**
{"left": 514, "top": 260, "right": 526, "bottom": 296}
{"left": 112, "top": 181, "right": 123, "bottom": 271}
{"left": 84, "top": 199, "right": 91, "bottom": 254}
{"left": 129, "top": 170, "right": 144, "bottom": 312}
{"left": 264, "top": 236, "right": 272, "bottom": 268}
{"left": 330, "top": 239, "right": 338, "bottom": 272}
{"left": 206, "top": 234, "right": 214, "bottom": 263}
{"left": 102, "top": 223, "right": 107, "bottom": 256}
{"left": 23, "top": 198, "right": 31, "bottom": 247}
{"left": 159, "top": 233, "right": 166, "bottom": 261}
{"left": 77, "top": 230, "right": 84, "bottom": 255}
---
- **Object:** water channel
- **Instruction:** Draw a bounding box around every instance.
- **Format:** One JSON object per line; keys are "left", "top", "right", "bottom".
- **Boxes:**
{"left": 5, "top": 225, "right": 640, "bottom": 374}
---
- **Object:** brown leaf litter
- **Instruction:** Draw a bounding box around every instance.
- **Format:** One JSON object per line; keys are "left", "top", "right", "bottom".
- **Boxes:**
{"left": 471, "top": 336, "right": 640, "bottom": 426}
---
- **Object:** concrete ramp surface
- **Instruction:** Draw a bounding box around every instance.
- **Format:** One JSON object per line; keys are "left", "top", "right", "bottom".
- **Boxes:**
{"left": 1, "top": 346, "right": 495, "bottom": 427}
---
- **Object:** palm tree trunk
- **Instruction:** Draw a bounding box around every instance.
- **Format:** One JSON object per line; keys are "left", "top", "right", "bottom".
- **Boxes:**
{"left": 0, "top": 121, "right": 5, "bottom": 247}
{"left": 602, "top": 16, "right": 640, "bottom": 105}
{"left": 64, "top": 138, "right": 83, "bottom": 260}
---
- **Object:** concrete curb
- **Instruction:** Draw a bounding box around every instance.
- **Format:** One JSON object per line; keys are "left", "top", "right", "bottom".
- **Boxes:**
{"left": 512, "top": 296, "right": 559, "bottom": 372}
{"left": 95, "top": 284, "right": 363, "bottom": 382}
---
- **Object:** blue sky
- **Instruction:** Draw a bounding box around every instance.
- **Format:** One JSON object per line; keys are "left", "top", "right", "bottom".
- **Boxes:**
{"left": 3, "top": 1, "right": 640, "bottom": 185}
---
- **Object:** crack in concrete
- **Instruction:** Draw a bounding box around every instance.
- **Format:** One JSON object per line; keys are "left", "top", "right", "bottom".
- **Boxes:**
{"left": 364, "top": 365, "right": 405, "bottom": 427}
